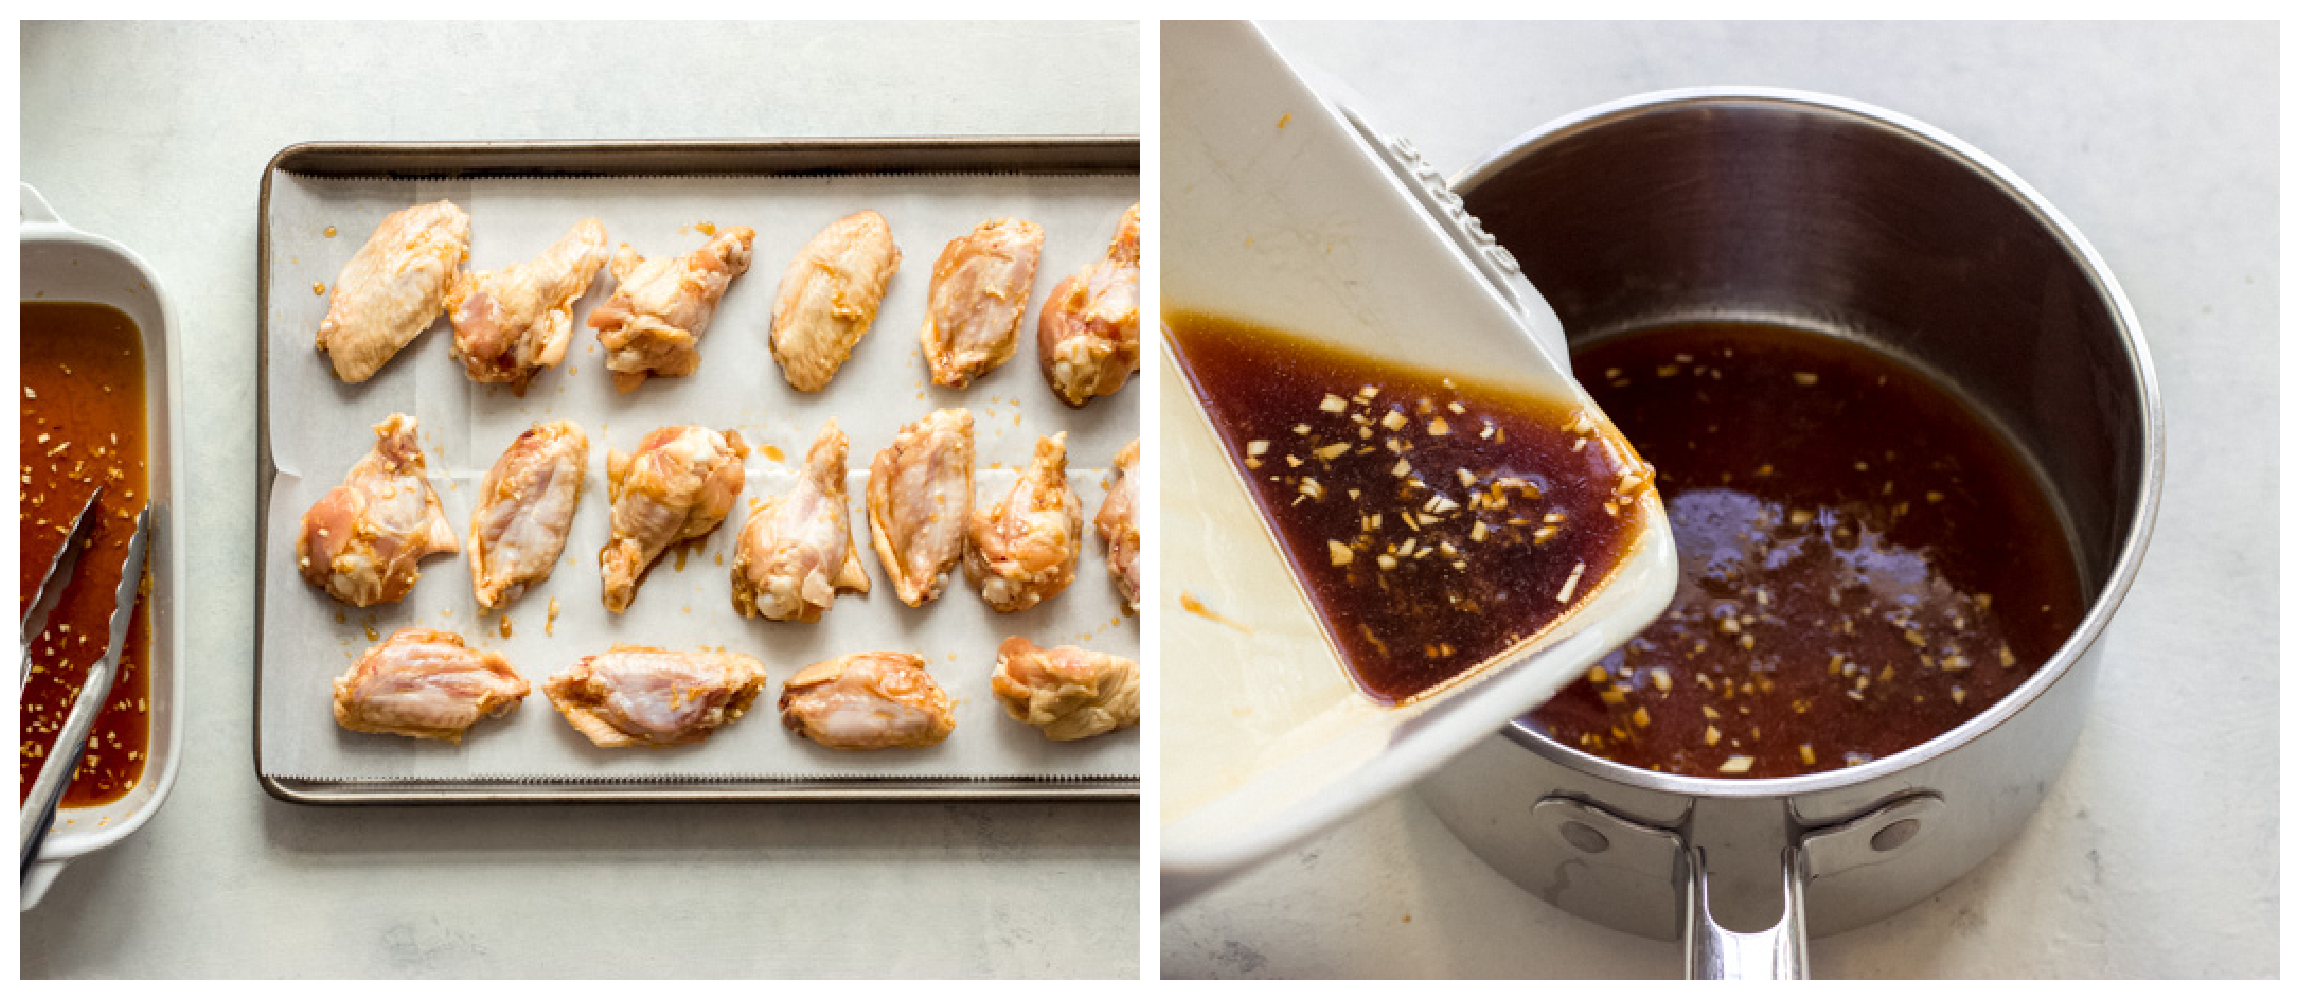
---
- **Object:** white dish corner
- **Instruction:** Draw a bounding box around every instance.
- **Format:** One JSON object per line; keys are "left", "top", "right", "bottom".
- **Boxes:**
{"left": 1157, "top": 21, "right": 1676, "bottom": 905}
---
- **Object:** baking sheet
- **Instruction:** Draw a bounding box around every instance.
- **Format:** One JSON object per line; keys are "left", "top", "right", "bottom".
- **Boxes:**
{"left": 258, "top": 160, "right": 1139, "bottom": 792}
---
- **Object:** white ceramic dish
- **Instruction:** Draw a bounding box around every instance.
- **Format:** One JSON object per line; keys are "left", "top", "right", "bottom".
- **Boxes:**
{"left": 19, "top": 183, "right": 187, "bottom": 911}
{"left": 1158, "top": 22, "right": 1677, "bottom": 904}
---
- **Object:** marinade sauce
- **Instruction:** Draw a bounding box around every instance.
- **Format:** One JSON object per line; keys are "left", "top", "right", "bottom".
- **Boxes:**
{"left": 1529, "top": 321, "right": 2085, "bottom": 778}
{"left": 1168, "top": 312, "right": 1654, "bottom": 706}
{"left": 20, "top": 301, "right": 153, "bottom": 807}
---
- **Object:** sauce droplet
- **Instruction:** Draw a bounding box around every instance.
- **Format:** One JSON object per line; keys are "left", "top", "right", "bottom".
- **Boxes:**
{"left": 1178, "top": 591, "right": 1250, "bottom": 635}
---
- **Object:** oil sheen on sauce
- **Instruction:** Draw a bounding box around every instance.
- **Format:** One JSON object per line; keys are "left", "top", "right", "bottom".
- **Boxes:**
{"left": 20, "top": 302, "right": 153, "bottom": 807}
{"left": 1529, "top": 322, "right": 2085, "bottom": 778}
{"left": 1168, "top": 311, "right": 1653, "bottom": 706}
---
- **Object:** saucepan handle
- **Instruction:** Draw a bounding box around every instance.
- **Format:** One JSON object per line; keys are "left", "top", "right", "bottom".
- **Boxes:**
{"left": 1685, "top": 846, "right": 1811, "bottom": 979}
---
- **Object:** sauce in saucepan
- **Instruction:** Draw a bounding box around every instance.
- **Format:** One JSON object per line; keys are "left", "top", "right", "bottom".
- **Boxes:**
{"left": 1529, "top": 322, "right": 2085, "bottom": 778}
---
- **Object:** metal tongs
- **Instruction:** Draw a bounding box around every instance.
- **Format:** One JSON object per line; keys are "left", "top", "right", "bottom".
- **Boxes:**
{"left": 19, "top": 485, "right": 151, "bottom": 874}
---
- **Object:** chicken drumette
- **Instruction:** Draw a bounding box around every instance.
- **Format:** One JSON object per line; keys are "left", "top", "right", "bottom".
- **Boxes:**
{"left": 588, "top": 227, "right": 755, "bottom": 392}
{"left": 990, "top": 636, "right": 1141, "bottom": 741}
{"left": 731, "top": 419, "right": 871, "bottom": 623}
{"left": 770, "top": 210, "right": 900, "bottom": 392}
{"left": 543, "top": 645, "right": 768, "bottom": 748}
{"left": 333, "top": 628, "right": 529, "bottom": 743}
{"left": 1036, "top": 203, "right": 1140, "bottom": 406}
{"left": 779, "top": 652, "right": 956, "bottom": 750}
{"left": 866, "top": 409, "right": 975, "bottom": 606}
{"left": 316, "top": 200, "right": 471, "bottom": 383}
{"left": 964, "top": 432, "right": 1082, "bottom": 612}
{"left": 469, "top": 420, "right": 589, "bottom": 609}
{"left": 448, "top": 217, "right": 609, "bottom": 390}
{"left": 919, "top": 216, "right": 1043, "bottom": 388}
{"left": 600, "top": 425, "right": 748, "bottom": 612}
{"left": 1095, "top": 438, "right": 1140, "bottom": 611}
{"left": 298, "top": 413, "right": 458, "bottom": 607}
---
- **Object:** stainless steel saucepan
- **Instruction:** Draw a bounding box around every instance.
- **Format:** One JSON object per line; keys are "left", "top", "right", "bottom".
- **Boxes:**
{"left": 1415, "top": 89, "right": 2164, "bottom": 978}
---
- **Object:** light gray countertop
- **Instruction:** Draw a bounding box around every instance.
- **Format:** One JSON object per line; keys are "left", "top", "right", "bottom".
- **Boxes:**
{"left": 20, "top": 21, "right": 1140, "bottom": 978}
{"left": 1159, "top": 21, "right": 2277, "bottom": 978}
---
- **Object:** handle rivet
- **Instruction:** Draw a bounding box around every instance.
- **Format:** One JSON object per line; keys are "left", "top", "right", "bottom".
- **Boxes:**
{"left": 1559, "top": 820, "right": 1610, "bottom": 854}
{"left": 1870, "top": 818, "right": 1921, "bottom": 853}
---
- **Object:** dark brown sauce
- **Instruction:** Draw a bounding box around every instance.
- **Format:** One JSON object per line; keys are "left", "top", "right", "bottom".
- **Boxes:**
{"left": 20, "top": 302, "right": 153, "bottom": 807}
{"left": 1528, "top": 322, "right": 2084, "bottom": 778}
{"left": 1168, "top": 311, "right": 1653, "bottom": 706}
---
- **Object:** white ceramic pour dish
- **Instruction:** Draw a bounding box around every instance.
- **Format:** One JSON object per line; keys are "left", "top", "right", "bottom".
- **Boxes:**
{"left": 1158, "top": 21, "right": 1676, "bottom": 905}
{"left": 19, "top": 184, "right": 187, "bottom": 911}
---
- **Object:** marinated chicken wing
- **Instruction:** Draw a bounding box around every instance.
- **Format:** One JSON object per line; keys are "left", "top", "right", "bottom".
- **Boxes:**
{"left": 588, "top": 227, "right": 755, "bottom": 392}
{"left": 469, "top": 421, "right": 589, "bottom": 609}
{"left": 990, "top": 637, "right": 1141, "bottom": 741}
{"left": 779, "top": 652, "right": 955, "bottom": 750}
{"left": 316, "top": 200, "right": 471, "bottom": 383}
{"left": 771, "top": 211, "right": 900, "bottom": 392}
{"left": 333, "top": 628, "right": 529, "bottom": 742}
{"left": 1036, "top": 203, "right": 1140, "bottom": 406}
{"left": 600, "top": 425, "right": 748, "bottom": 613}
{"left": 964, "top": 432, "right": 1082, "bottom": 612}
{"left": 732, "top": 420, "right": 871, "bottom": 622}
{"left": 298, "top": 413, "right": 458, "bottom": 607}
{"left": 543, "top": 645, "right": 768, "bottom": 748}
{"left": 920, "top": 217, "right": 1044, "bottom": 388}
{"left": 867, "top": 409, "right": 975, "bottom": 606}
{"left": 448, "top": 217, "right": 609, "bottom": 390}
{"left": 1096, "top": 439, "right": 1141, "bottom": 611}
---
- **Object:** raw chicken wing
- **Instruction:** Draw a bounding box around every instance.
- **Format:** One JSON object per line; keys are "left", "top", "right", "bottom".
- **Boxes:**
{"left": 333, "top": 628, "right": 529, "bottom": 742}
{"left": 588, "top": 227, "right": 755, "bottom": 392}
{"left": 544, "top": 645, "right": 768, "bottom": 747}
{"left": 920, "top": 217, "right": 1044, "bottom": 388}
{"left": 771, "top": 211, "right": 900, "bottom": 392}
{"left": 866, "top": 409, "right": 975, "bottom": 606}
{"left": 298, "top": 413, "right": 458, "bottom": 607}
{"left": 1036, "top": 203, "right": 1140, "bottom": 406}
{"left": 316, "top": 200, "right": 471, "bottom": 383}
{"left": 1095, "top": 438, "right": 1141, "bottom": 611}
{"left": 990, "top": 636, "right": 1141, "bottom": 741}
{"left": 732, "top": 419, "right": 871, "bottom": 622}
{"left": 600, "top": 425, "right": 748, "bottom": 612}
{"left": 964, "top": 432, "right": 1082, "bottom": 612}
{"left": 780, "top": 652, "right": 955, "bottom": 750}
{"left": 448, "top": 217, "right": 609, "bottom": 390}
{"left": 469, "top": 420, "right": 589, "bottom": 609}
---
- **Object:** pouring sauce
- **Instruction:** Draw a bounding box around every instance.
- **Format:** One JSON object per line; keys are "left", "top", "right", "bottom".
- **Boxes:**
{"left": 1168, "top": 311, "right": 1653, "bottom": 705}
{"left": 20, "top": 301, "right": 153, "bottom": 807}
{"left": 1529, "top": 322, "right": 2084, "bottom": 778}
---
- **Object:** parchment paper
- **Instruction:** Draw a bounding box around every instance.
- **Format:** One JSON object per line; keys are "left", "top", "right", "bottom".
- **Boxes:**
{"left": 260, "top": 168, "right": 1139, "bottom": 785}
